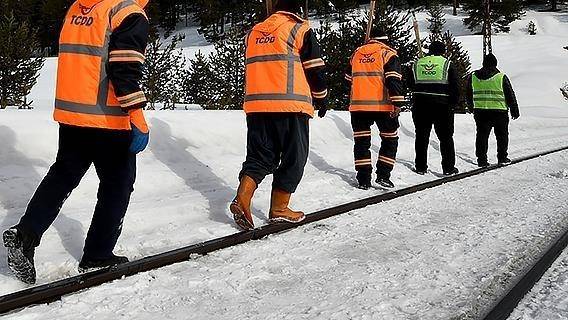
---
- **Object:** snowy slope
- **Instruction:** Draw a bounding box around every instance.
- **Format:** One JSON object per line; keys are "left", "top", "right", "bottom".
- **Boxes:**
{"left": 510, "top": 244, "right": 568, "bottom": 320}
{"left": 4, "top": 150, "right": 568, "bottom": 320}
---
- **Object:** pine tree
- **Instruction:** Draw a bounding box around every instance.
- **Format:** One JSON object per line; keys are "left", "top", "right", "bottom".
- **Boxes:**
{"left": 373, "top": 1, "right": 418, "bottom": 66}
{"left": 183, "top": 51, "right": 218, "bottom": 109}
{"left": 440, "top": 31, "right": 471, "bottom": 112}
{"left": 316, "top": 15, "right": 364, "bottom": 110}
{"left": 463, "top": 0, "right": 524, "bottom": 33}
{"left": 527, "top": 21, "right": 537, "bottom": 35}
{"left": 427, "top": 3, "right": 446, "bottom": 38}
{"left": 141, "top": 30, "right": 186, "bottom": 110}
{"left": 206, "top": 26, "right": 246, "bottom": 110}
{"left": 0, "top": 13, "right": 45, "bottom": 109}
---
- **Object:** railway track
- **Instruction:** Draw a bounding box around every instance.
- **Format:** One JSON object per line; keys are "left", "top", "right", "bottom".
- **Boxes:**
{"left": 1, "top": 145, "right": 568, "bottom": 316}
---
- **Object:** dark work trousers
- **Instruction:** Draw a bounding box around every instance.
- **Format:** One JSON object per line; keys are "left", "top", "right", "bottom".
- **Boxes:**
{"left": 474, "top": 111, "right": 510, "bottom": 163}
{"left": 350, "top": 111, "right": 400, "bottom": 183}
{"left": 17, "top": 124, "right": 136, "bottom": 260}
{"left": 412, "top": 108, "right": 456, "bottom": 172}
{"left": 240, "top": 113, "right": 310, "bottom": 194}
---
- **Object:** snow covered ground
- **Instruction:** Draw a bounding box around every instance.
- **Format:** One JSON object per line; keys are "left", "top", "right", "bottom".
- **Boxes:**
{"left": 4, "top": 149, "right": 568, "bottom": 320}
{"left": 510, "top": 245, "right": 568, "bottom": 320}
{"left": 0, "top": 7, "right": 567, "bottom": 319}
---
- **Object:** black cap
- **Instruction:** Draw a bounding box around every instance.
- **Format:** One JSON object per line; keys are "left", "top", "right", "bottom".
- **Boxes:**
{"left": 483, "top": 53, "right": 498, "bottom": 68}
{"left": 429, "top": 40, "right": 446, "bottom": 55}
{"left": 370, "top": 25, "right": 388, "bottom": 40}
{"left": 274, "top": 0, "right": 302, "bottom": 14}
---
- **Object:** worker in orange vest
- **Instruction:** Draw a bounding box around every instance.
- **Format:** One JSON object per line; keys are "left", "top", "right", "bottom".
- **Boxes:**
{"left": 230, "top": 0, "right": 328, "bottom": 231}
{"left": 345, "top": 27, "right": 405, "bottom": 190}
{"left": 3, "top": 0, "right": 150, "bottom": 284}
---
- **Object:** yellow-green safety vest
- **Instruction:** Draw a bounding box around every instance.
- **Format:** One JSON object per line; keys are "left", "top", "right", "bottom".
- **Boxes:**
{"left": 472, "top": 73, "right": 507, "bottom": 111}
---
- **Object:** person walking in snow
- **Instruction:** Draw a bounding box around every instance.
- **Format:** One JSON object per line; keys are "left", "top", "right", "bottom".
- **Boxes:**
{"left": 345, "top": 27, "right": 405, "bottom": 190}
{"left": 3, "top": 0, "right": 151, "bottom": 284}
{"left": 230, "top": 0, "right": 328, "bottom": 230}
{"left": 467, "top": 53, "right": 519, "bottom": 167}
{"left": 408, "top": 40, "right": 460, "bottom": 176}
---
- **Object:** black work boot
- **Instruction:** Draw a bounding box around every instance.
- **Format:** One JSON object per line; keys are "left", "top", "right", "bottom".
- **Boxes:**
{"left": 375, "top": 177, "right": 395, "bottom": 189}
{"left": 413, "top": 167, "right": 427, "bottom": 175}
{"left": 78, "top": 254, "right": 129, "bottom": 273}
{"left": 3, "top": 227, "right": 37, "bottom": 285}
{"left": 477, "top": 160, "right": 490, "bottom": 168}
{"left": 356, "top": 171, "right": 372, "bottom": 190}
{"left": 498, "top": 158, "right": 512, "bottom": 165}
{"left": 443, "top": 167, "right": 459, "bottom": 176}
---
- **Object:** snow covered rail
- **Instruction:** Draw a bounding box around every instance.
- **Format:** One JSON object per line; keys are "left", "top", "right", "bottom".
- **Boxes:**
{"left": 482, "top": 219, "right": 568, "bottom": 320}
{"left": 1, "top": 146, "right": 568, "bottom": 315}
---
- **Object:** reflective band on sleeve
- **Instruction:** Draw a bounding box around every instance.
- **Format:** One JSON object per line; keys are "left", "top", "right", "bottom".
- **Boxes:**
{"left": 385, "top": 71, "right": 402, "bottom": 79}
{"left": 413, "top": 92, "right": 449, "bottom": 97}
{"left": 59, "top": 44, "right": 104, "bottom": 57}
{"left": 302, "top": 58, "right": 325, "bottom": 69}
{"left": 109, "top": 50, "right": 145, "bottom": 63}
{"left": 55, "top": 99, "right": 127, "bottom": 116}
{"left": 117, "top": 91, "right": 146, "bottom": 108}
{"left": 312, "top": 89, "right": 328, "bottom": 99}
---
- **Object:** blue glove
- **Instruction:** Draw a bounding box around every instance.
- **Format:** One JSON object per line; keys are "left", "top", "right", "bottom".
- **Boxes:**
{"left": 130, "top": 124, "right": 149, "bottom": 154}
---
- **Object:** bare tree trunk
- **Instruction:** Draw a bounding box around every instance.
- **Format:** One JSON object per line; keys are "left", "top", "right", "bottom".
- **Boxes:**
{"left": 453, "top": 0, "right": 458, "bottom": 16}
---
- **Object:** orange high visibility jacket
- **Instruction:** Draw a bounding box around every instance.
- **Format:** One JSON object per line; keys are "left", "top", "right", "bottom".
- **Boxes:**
{"left": 54, "top": 0, "right": 148, "bottom": 130}
{"left": 349, "top": 41, "right": 398, "bottom": 112}
{"left": 244, "top": 12, "right": 314, "bottom": 117}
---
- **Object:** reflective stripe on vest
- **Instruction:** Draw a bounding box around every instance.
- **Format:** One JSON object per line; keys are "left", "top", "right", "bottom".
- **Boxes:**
{"left": 349, "top": 41, "right": 395, "bottom": 112}
{"left": 55, "top": 0, "right": 145, "bottom": 129}
{"left": 413, "top": 56, "right": 450, "bottom": 85}
{"left": 472, "top": 73, "right": 507, "bottom": 111}
{"left": 243, "top": 12, "right": 313, "bottom": 116}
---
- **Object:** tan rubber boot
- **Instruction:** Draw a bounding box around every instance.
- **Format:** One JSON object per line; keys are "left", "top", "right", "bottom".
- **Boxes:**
{"left": 230, "top": 176, "right": 257, "bottom": 230}
{"left": 269, "top": 188, "right": 305, "bottom": 224}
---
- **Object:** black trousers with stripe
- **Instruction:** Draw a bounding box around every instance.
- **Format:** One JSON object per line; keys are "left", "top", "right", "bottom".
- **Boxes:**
{"left": 350, "top": 112, "right": 399, "bottom": 183}
{"left": 17, "top": 124, "right": 136, "bottom": 260}
{"left": 240, "top": 113, "right": 310, "bottom": 194}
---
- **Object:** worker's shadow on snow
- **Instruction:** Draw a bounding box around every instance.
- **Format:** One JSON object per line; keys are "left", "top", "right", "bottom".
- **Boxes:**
{"left": 309, "top": 151, "right": 357, "bottom": 187}
{"left": 150, "top": 119, "right": 267, "bottom": 225}
{"left": 329, "top": 114, "right": 415, "bottom": 171}
{"left": 399, "top": 122, "right": 478, "bottom": 167}
{"left": 0, "top": 126, "right": 85, "bottom": 276}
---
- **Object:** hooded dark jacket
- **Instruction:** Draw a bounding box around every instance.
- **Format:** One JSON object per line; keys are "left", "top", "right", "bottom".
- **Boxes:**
{"left": 466, "top": 67, "right": 519, "bottom": 118}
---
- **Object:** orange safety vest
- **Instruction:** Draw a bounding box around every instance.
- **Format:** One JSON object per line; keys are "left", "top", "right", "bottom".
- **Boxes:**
{"left": 243, "top": 11, "right": 314, "bottom": 117}
{"left": 349, "top": 41, "right": 397, "bottom": 113}
{"left": 54, "top": 0, "right": 147, "bottom": 130}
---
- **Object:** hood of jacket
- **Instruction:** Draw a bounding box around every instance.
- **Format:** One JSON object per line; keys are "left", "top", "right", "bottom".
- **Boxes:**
{"left": 474, "top": 66, "right": 501, "bottom": 80}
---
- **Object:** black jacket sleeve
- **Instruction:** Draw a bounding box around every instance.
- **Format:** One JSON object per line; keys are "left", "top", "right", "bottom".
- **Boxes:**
{"left": 108, "top": 14, "right": 149, "bottom": 110}
{"left": 300, "top": 29, "right": 328, "bottom": 109}
{"left": 447, "top": 63, "right": 460, "bottom": 107}
{"left": 384, "top": 55, "right": 405, "bottom": 107}
{"left": 466, "top": 74, "right": 474, "bottom": 113}
{"left": 503, "top": 75, "right": 519, "bottom": 117}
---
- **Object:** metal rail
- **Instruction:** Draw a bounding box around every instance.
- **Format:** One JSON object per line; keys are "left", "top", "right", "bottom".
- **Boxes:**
{"left": 1, "top": 145, "right": 568, "bottom": 315}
